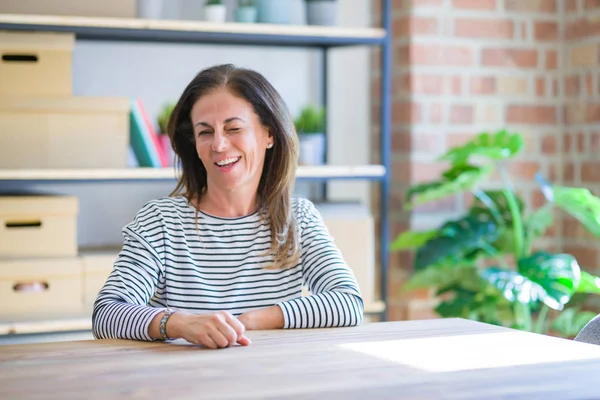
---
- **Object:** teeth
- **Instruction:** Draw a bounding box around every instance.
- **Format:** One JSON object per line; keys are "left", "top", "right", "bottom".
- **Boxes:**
{"left": 216, "top": 157, "right": 239, "bottom": 166}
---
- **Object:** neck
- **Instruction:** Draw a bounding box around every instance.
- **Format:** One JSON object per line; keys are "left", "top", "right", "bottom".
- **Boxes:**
{"left": 198, "top": 185, "right": 259, "bottom": 218}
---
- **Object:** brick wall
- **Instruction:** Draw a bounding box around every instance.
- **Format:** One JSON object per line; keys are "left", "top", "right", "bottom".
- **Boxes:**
{"left": 371, "top": 0, "right": 584, "bottom": 321}
{"left": 563, "top": 0, "right": 600, "bottom": 274}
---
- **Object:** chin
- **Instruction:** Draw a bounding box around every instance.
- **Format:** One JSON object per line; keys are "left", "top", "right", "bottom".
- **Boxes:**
{"left": 216, "top": 179, "right": 242, "bottom": 191}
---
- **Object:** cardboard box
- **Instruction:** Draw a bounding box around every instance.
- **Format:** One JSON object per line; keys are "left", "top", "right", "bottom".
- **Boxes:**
{"left": 0, "top": 31, "right": 74, "bottom": 97}
{"left": 0, "top": 195, "right": 78, "bottom": 259}
{"left": 0, "top": 97, "right": 130, "bottom": 168}
{"left": 80, "top": 250, "right": 118, "bottom": 311}
{"left": 316, "top": 202, "right": 376, "bottom": 308}
{"left": 0, "top": 258, "right": 83, "bottom": 322}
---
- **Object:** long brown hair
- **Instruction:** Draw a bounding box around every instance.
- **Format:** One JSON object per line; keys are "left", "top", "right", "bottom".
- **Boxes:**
{"left": 167, "top": 64, "right": 300, "bottom": 269}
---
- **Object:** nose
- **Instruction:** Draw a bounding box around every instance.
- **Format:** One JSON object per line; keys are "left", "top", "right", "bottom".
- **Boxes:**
{"left": 211, "top": 130, "right": 229, "bottom": 152}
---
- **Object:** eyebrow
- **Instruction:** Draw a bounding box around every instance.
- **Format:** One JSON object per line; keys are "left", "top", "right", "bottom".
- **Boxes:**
{"left": 194, "top": 117, "right": 245, "bottom": 128}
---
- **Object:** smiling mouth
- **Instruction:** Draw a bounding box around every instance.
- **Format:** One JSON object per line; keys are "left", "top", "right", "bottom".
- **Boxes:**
{"left": 215, "top": 156, "right": 241, "bottom": 167}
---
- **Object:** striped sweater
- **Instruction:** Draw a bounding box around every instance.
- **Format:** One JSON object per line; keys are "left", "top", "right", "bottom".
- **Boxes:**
{"left": 92, "top": 196, "right": 364, "bottom": 341}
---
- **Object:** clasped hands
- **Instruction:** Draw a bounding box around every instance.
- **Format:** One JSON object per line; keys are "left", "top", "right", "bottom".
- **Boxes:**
{"left": 160, "top": 305, "right": 284, "bottom": 349}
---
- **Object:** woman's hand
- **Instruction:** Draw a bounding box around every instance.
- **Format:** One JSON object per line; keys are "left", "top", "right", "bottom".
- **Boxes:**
{"left": 166, "top": 311, "right": 251, "bottom": 349}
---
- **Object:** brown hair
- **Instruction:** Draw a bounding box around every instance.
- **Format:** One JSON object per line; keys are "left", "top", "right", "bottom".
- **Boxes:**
{"left": 167, "top": 64, "right": 300, "bottom": 269}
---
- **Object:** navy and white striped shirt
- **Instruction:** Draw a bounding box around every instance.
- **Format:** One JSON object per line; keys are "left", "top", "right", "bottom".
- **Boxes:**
{"left": 92, "top": 196, "right": 364, "bottom": 340}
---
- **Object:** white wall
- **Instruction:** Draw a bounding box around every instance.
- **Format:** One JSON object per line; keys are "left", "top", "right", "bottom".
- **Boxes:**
{"left": 326, "top": 0, "right": 371, "bottom": 206}
{"left": 1, "top": 0, "right": 372, "bottom": 248}
{"left": 72, "top": 41, "right": 316, "bottom": 133}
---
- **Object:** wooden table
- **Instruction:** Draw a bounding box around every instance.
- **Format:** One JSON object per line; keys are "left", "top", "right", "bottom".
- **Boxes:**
{"left": 2, "top": 318, "right": 600, "bottom": 399}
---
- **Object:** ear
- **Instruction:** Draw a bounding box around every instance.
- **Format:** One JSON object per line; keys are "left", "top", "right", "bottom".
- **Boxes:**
{"left": 266, "top": 129, "right": 274, "bottom": 149}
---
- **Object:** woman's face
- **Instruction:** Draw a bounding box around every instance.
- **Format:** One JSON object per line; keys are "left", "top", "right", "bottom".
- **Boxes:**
{"left": 191, "top": 87, "right": 273, "bottom": 193}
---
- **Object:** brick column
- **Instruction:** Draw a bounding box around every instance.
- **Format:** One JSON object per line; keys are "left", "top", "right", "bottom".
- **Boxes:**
{"left": 563, "top": 0, "right": 600, "bottom": 273}
{"left": 372, "top": 0, "right": 565, "bottom": 321}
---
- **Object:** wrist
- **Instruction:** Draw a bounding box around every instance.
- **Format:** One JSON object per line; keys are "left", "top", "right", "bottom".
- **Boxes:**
{"left": 238, "top": 312, "right": 252, "bottom": 330}
{"left": 165, "top": 311, "right": 188, "bottom": 339}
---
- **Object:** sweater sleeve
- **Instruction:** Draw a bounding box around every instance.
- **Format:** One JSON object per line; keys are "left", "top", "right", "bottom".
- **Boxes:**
{"left": 277, "top": 199, "right": 364, "bottom": 328}
{"left": 92, "top": 203, "right": 167, "bottom": 341}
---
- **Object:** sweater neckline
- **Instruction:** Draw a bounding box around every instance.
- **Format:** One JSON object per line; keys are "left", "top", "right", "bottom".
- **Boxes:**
{"left": 179, "top": 196, "right": 261, "bottom": 223}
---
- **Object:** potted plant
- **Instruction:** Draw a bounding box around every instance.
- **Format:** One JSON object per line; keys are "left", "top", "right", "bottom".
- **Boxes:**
{"left": 306, "top": 0, "right": 337, "bottom": 26}
{"left": 392, "top": 129, "right": 600, "bottom": 338}
{"left": 235, "top": 0, "right": 258, "bottom": 23}
{"left": 157, "top": 102, "right": 175, "bottom": 135}
{"left": 157, "top": 102, "right": 175, "bottom": 165}
{"left": 136, "top": 0, "right": 166, "bottom": 19}
{"left": 204, "top": 0, "right": 227, "bottom": 23}
{"left": 294, "top": 105, "right": 326, "bottom": 166}
{"left": 256, "top": 0, "right": 293, "bottom": 24}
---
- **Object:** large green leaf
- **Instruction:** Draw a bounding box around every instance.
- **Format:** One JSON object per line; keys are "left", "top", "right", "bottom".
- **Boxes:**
{"left": 490, "top": 227, "right": 516, "bottom": 254}
{"left": 414, "top": 215, "right": 500, "bottom": 270}
{"left": 482, "top": 268, "right": 546, "bottom": 306}
{"left": 469, "top": 189, "right": 525, "bottom": 225}
{"left": 518, "top": 252, "right": 580, "bottom": 310}
{"left": 405, "top": 164, "right": 492, "bottom": 210}
{"left": 435, "top": 286, "right": 478, "bottom": 318}
{"left": 403, "top": 265, "right": 481, "bottom": 292}
{"left": 439, "top": 130, "right": 524, "bottom": 165}
{"left": 551, "top": 307, "right": 598, "bottom": 338}
{"left": 390, "top": 230, "right": 437, "bottom": 251}
{"left": 552, "top": 185, "right": 600, "bottom": 236}
{"left": 577, "top": 271, "right": 600, "bottom": 294}
{"left": 536, "top": 174, "right": 600, "bottom": 236}
{"left": 435, "top": 282, "right": 514, "bottom": 326}
{"left": 518, "top": 253, "right": 579, "bottom": 309}
{"left": 523, "top": 204, "right": 554, "bottom": 246}
{"left": 483, "top": 253, "right": 581, "bottom": 310}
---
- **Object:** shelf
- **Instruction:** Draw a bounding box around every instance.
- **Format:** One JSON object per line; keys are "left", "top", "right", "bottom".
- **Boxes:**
{"left": 0, "top": 165, "right": 386, "bottom": 183}
{"left": 0, "top": 14, "right": 386, "bottom": 48}
{"left": 0, "top": 317, "right": 92, "bottom": 336}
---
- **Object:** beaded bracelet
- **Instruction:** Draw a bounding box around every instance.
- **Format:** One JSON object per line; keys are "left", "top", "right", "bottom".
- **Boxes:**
{"left": 159, "top": 308, "right": 179, "bottom": 341}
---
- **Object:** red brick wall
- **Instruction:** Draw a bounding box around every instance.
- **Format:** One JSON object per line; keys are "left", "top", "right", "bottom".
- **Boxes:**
{"left": 372, "top": 0, "right": 571, "bottom": 321}
{"left": 563, "top": 0, "right": 600, "bottom": 274}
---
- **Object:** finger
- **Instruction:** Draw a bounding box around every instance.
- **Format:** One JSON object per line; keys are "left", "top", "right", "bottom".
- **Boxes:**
{"left": 237, "top": 335, "right": 251, "bottom": 346}
{"left": 198, "top": 333, "right": 219, "bottom": 349}
{"left": 208, "top": 327, "right": 230, "bottom": 348}
{"left": 215, "top": 321, "right": 238, "bottom": 347}
{"left": 221, "top": 312, "right": 246, "bottom": 338}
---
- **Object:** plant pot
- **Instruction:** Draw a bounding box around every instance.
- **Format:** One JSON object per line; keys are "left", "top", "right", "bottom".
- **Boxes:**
{"left": 158, "top": 134, "right": 175, "bottom": 167}
{"left": 306, "top": 1, "right": 337, "bottom": 26}
{"left": 204, "top": 4, "right": 227, "bottom": 23}
{"left": 290, "top": 0, "right": 307, "bottom": 25}
{"left": 136, "top": 0, "right": 165, "bottom": 19}
{"left": 298, "top": 133, "right": 326, "bottom": 166}
{"left": 235, "top": 6, "right": 258, "bottom": 23}
{"left": 257, "top": 0, "right": 293, "bottom": 24}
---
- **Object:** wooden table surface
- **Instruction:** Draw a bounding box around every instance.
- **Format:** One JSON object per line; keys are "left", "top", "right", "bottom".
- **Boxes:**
{"left": 2, "top": 318, "right": 600, "bottom": 399}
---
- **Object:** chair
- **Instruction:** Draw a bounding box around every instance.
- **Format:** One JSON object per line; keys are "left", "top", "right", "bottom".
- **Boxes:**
{"left": 574, "top": 314, "right": 600, "bottom": 345}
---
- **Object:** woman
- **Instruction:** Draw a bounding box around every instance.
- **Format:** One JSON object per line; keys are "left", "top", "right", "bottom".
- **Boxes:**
{"left": 93, "top": 64, "right": 364, "bottom": 349}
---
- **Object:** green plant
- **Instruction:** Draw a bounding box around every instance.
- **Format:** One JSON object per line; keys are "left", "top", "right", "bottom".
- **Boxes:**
{"left": 206, "top": 0, "right": 223, "bottom": 5}
{"left": 294, "top": 105, "right": 325, "bottom": 134}
{"left": 238, "top": 0, "right": 255, "bottom": 6}
{"left": 392, "top": 129, "right": 600, "bottom": 337}
{"left": 157, "top": 102, "right": 175, "bottom": 134}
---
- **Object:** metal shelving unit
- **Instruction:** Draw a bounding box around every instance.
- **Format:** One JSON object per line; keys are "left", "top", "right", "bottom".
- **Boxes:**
{"left": 0, "top": 165, "right": 386, "bottom": 183}
{"left": 0, "top": 1, "right": 392, "bottom": 323}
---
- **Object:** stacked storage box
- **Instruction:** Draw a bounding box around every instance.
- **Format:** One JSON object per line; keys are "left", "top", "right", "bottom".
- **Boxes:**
{"left": 80, "top": 249, "right": 119, "bottom": 313}
{"left": 0, "top": 30, "right": 130, "bottom": 168}
{"left": 311, "top": 203, "right": 377, "bottom": 310}
{"left": 0, "top": 196, "right": 83, "bottom": 322}
{"left": 0, "top": 30, "right": 129, "bottom": 324}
